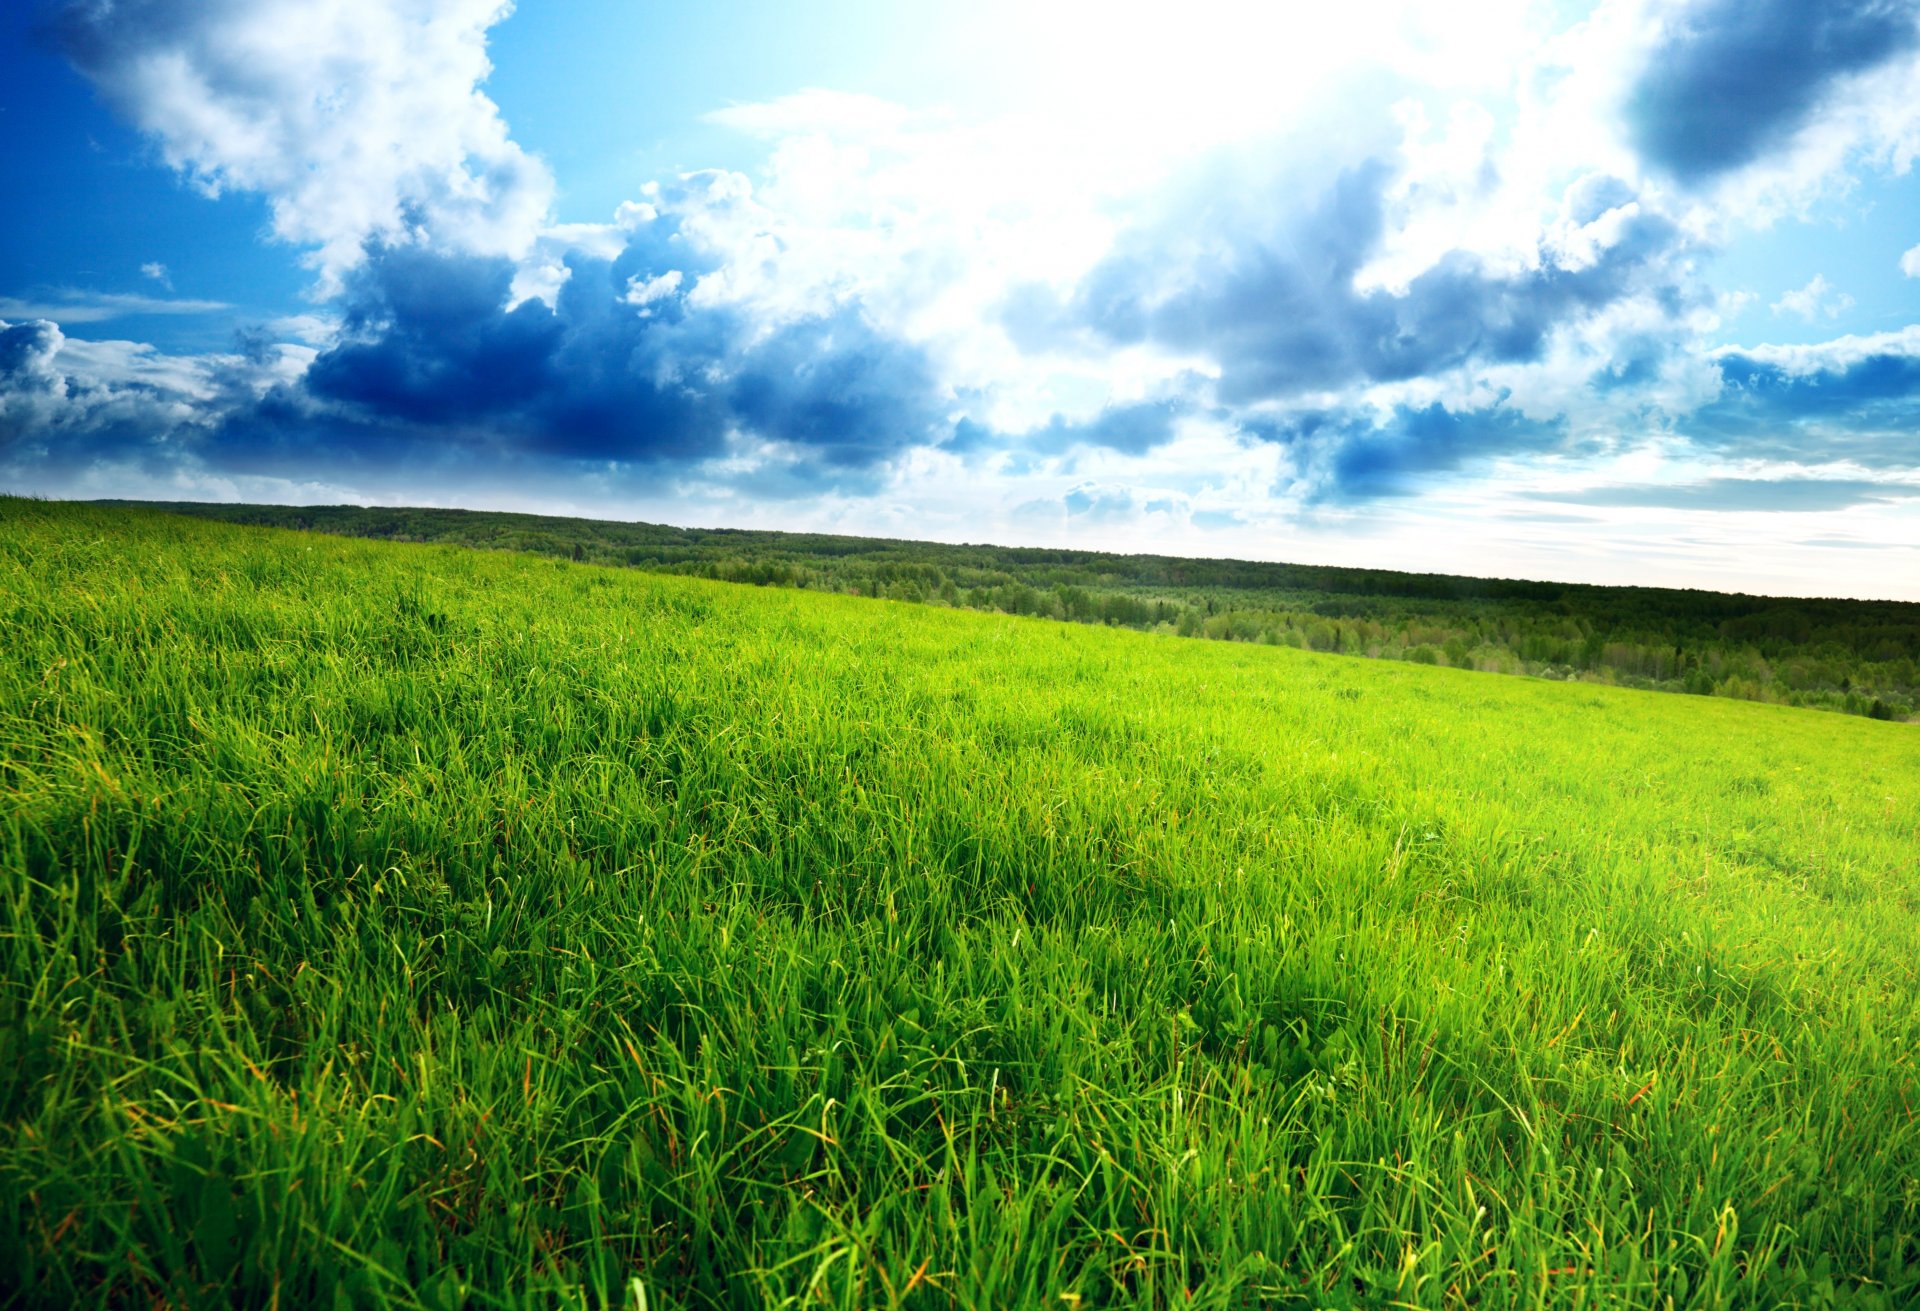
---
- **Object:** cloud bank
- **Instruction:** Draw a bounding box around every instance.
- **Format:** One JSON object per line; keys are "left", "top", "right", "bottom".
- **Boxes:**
{"left": 4, "top": 0, "right": 1920, "bottom": 592}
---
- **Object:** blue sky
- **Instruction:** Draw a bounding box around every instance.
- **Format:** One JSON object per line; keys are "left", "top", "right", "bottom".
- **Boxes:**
{"left": 4, "top": 0, "right": 1920, "bottom": 598}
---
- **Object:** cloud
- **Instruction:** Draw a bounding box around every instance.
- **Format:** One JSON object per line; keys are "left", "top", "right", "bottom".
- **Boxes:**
{"left": 1903, "top": 242, "right": 1920, "bottom": 277}
{"left": 1017, "top": 159, "right": 1690, "bottom": 411}
{"left": 17, "top": 0, "right": 1916, "bottom": 541}
{"left": 4, "top": 129, "right": 1674, "bottom": 510}
{"left": 1027, "top": 481, "right": 1197, "bottom": 528}
{"left": 1682, "top": 328, "right": 1920, "bottom": 466}
{"left": 0, "top": 312, "right": 549, "bottom": 499}
{"left": 1249, "top": 401, "right": 1569, "bottom": 501}
{"left": 285, "top": 250, "right": 938, "bottom": 475}
{"left": 0, "top": 291, "right": 233, "bottom": 323}
{"left": 1062, "top": 482, "right": 1143, "bottom": 522}
{"left": 1771, "top": 274, "right": 1855, "bottom": 321}
{"left": 1532, "top": 476, "right": 1918, "bottom": 511}
{"left": 140, "top": 262, "right": 171, "bottom": 288}
{"left": 1794, "top": 535, "right": 1910, "bottom": 549}
{"left": 53, "top": 0, "right": 552, "bottom": 286}
{"left": 1626, "top": 0, "right": 1920, "bottom": 182}
{"left": 266, "top": 314, "right": 340, "bottom": 346}
{"left": 1022, "top": 399, "right": 1191, "bottom": 456}
{"left": 0, "top": 316, "right": 303, "bottom": 494}
{"left": 0, "top": 320, "right": 69, "bottom": 433}
{"left": 5, "top": 180, "right": 956, "bottom": 493}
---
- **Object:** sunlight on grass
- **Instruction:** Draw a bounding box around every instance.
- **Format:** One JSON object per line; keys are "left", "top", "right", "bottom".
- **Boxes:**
{"left": 2, "top": 498, "right": 1916, "bottom": 1308}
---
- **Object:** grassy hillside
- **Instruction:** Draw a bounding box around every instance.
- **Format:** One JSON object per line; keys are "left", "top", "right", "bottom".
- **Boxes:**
{"left": 115, "top": 499, "right": 1920, "bottom": 721}
{"left": 3, "top": 496, "right": 1918, "bottom": 1309}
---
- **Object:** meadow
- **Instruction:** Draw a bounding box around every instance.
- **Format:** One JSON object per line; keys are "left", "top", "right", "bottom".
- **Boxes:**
{"left": 128, "top": 501, "right": 1920, "bottom": 721}
{"left": 3, "top": 496, "right": 1918, "bottom": 1309}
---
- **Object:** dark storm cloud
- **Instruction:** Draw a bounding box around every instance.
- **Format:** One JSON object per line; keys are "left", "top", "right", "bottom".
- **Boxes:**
{"left": 1012, "top": 162, "right": 1688, "bottom": 410}
{"left": 1683, "top": 347, "right": 1920, "bottom": 465}
{"left": 1627, "top": 0, "right": 1920, "bottom": 182}
{"left": 1533, "top": 477, "right": 1916, "bottom": 512}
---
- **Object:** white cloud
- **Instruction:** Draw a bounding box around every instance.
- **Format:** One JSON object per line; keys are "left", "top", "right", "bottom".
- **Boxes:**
{"left": 25, "top": 0, "right": 1920, "bottom": 602}
{"left": 1770, "top": 274, "right": 1854, "bottom": 322}
{"left": 0, "top": 291, "right": 232, "bottom": 323}
{"left": 0, "top": 316, "right": 314, "bottom": 480}
{"left": 0, "top": 320, "right": 71, "bottom": 436}
{"left": 1713, "top": 322, "right": 1920, "bottom": 375}
{"left": 266, "top": 313, "right": 341, "bottom": 346}
{"left": 0, "top": 318, "right": 216, "bottom": 451}
{"left": 1902, "top": 242, "right": 1920, "bottom": 277}
{"left": 140, "top": 261, "right": 171, "bottom": 287}
{"left": 1675, "top": 44, "right": 1920, "bottom": 232}
{"left": 59, "top": 0, "right": 553, "bottom": 289}
{"left": 624, "top": 270, "right": 683, "bottom": 307}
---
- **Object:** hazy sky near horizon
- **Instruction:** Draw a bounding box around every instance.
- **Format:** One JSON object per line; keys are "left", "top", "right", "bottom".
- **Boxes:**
{"left": 5, "top": 0, "right": 1920, "bottom": 598}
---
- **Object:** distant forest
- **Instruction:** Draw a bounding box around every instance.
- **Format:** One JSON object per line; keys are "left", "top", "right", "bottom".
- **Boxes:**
{"left": 114, "top": 501, "right": 1918, "bottom": 720}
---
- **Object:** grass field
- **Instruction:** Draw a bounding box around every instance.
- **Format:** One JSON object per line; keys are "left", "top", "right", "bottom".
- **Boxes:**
{"left": 124, "top": 499, "right": 1920, "bottom": 722}
{"left": 3, "top": 497, "right": 1918, "bottom": 1309}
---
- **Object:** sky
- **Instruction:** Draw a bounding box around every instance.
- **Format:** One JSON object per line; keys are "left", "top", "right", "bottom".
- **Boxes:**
{"left": 4, "top": 1, "right": 1920, "bottom": 599}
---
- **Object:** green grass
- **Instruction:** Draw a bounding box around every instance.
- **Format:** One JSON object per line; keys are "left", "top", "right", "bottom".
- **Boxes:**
{"left": 2, "top": 496, "right": 1917, "bottom": 1309}
{"left": 122, "top": 498, "right": 1920, "bottom": 721}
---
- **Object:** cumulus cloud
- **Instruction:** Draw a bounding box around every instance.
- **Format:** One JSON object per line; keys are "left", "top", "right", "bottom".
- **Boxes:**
{"left": 1018, "top": 399, "right": 1193, "bottom": 457}
{"left": 0, "top": 321, "right": 70, "bottom": 434}
{"left": 1242, "top": 401, "right": 1570, "bottom": 501}
{"left": 1902, "top": 242, "right": 1920, "bottom": 276}
{"left": 1771, "top": 274, "right": 1856, "bottom": 321}
{"left": 1683, "top": 327, "right": 1920, "bottom": 466}
{"left": 0, "top": 315, "right": 316, "bottom": 498}
{"left": 0, "top": 311, "right": 520, "bottom": 498}
{"left": 15, "top": 0, "right": 1920, "bottom": 545}
{"left": 54, "top": 0, "right": 553, "bottom": 285}
{"left": 0, "top": 78, "right": 1704, "bottom": 510}
{"left": 1626, "top": 0, "right": 1920, "bottom": 182}
{"left": 1016, "top": 155, "right": 1690, "bottom": 416}
{"left": 985, "top": 139, "right": 1696, "bottom": 501}
{"left": 5, "top": 180, "right": 957, "bottom": 493}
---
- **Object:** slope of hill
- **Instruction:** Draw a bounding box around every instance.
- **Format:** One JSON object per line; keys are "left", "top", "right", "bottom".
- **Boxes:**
{"left": 5, "top": 497, "right": 1918, "bottom": 1308}
{"left": 110, "top": 500, "right": 1920, "bottom": 721}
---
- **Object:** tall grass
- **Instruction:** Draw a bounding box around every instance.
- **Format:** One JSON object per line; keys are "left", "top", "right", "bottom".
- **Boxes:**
{"left": 2, "top": 497, "right": 1917, "bottom": 1309}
